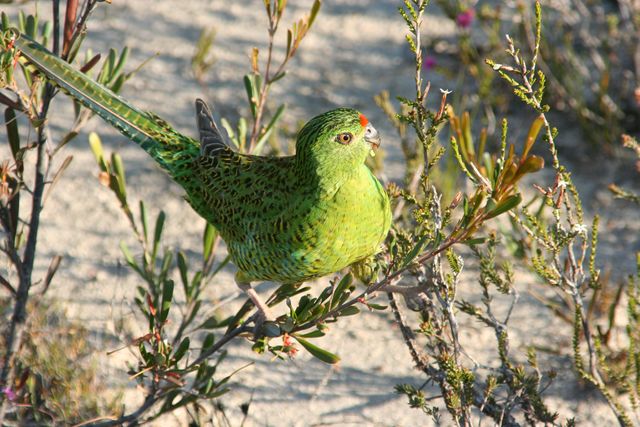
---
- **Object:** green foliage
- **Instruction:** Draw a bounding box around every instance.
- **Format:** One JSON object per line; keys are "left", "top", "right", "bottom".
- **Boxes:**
{"left": 209, "top": 0, "right": 322, "bottom": 155}
{"left": 609, "top": 135, "right": 640, "bottom": 204}
{"left": 395, "top": 383, "right": 440, "bottom": 421}
{"left": 0, "top": 299, "right": 121, "bottom": 424}
{"left": 89, "top": 133, "right": 235, "bottom": 421}
{"left": 0, "top": 3, "right": 138, "bottom": 424}
{"left": 191, "top": 26, "right": 216, "bottom": 84}
{"left": 433, "top": 0, "right": 639, "bottom": 148}
{"left": 484, "top": 2, "right": 640, "bottom": 424}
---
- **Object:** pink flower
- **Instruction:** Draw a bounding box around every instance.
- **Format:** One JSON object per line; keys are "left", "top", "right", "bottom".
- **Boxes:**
{"left": 423, "top": 55, "right": 437, "bottom": 71}
{"left": 456, "top": 8, "right": 475, "bottom": 29}
{"left": 282, "top": 334, "right": 298, "bottom": 357}
{"left": 2, "top": 386, "right": 16, "bottom": 402}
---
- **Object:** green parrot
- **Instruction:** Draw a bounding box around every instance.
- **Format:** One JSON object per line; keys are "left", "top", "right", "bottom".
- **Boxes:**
{"left": 10, "top": 34, "right": 392, "bottom": 321}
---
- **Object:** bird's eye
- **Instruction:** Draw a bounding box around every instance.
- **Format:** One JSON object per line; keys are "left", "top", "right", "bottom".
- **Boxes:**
{"left": 336, "top": 132, "right": 353, "bottom": 145}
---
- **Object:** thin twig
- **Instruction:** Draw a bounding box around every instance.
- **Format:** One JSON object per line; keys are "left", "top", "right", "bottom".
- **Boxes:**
{"left": 0, "top": 1, "right": 61, "bottom": 421}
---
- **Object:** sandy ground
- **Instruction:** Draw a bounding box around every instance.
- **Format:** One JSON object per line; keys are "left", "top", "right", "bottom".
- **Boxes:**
{"left": 2, "top": 0, "right": 639, "bottom": 425}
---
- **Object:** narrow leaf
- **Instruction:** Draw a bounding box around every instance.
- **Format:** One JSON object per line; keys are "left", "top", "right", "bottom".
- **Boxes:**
{"left": 111, "top": 153, "right": 127, "bottom": 199}
{"left": 253, "top": 103, "right": 285, "bottom": 154}
{"left": 486, "top": 193, "right": 522, "bottom": 219}
{"left": 88, "top": 132, "right": 107, "bottom": 170}
{"left": 152, "top": 211, "right": 166, "bottom": 262}
{"left": 401, "top": 234, "right": 430, "bottom": 268}
{"left": 139, "top": 200, "right": 149, "bottom": 243}
{"left": 111, "top": 47, "right": 130, "bottom": 81}
{"left": 522, "top": 115, "right": 545, "bottom": 159}
{"left": 80, "top": 53, "right": 102, "bottom": 74}
{"left": 293, "top": 336, "right": 340, "bottom": 364}
{"left": 43, "top": 155, "right": 73, "bottom": 204}
{"left": 41, "top": 255, "right": 62, "bottom": 295}
{"left": 203, "top": 222, "right": 217, "bottom": 261}
{"left": 243, "top": 74, "right": 258, "bottom": 118}
{"left": 338, "top": 305, "right": 360, "bottom": 317}
{"left": 308, "top": 0, "right": 322, "bottom": 28}
{"left": 331, "top": 272, "right": 353, "bottom": 308}
{"left": 177, "top": 251, "right": 189, "bottom": 291}
{"left": 160, "top": 279, "right": 175, "bottom": 322}
{"left": 173, "top": 337, "right": 190, "bottom": 363}
{"left": 298, "top": 330, "right": 325, "bottom": 338}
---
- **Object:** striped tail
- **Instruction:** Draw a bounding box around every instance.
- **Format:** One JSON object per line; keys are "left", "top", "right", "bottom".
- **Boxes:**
{"left": 14, "top": 32, "right": 199, "bottom": 174}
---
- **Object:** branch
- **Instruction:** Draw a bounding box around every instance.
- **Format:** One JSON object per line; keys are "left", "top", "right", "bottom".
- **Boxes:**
{"left": 0, "top": 2, "right": 61, "bottom": 421}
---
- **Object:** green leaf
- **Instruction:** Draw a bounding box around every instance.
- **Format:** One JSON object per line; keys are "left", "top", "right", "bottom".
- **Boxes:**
{"left": 462, "top": 237, "right": 487, "bottom": 246}
{"left": 253, "top": 103, "right": 285, "bottom": 155}
{"left": 522, "top": 115, "right": 544, "bottom": 159}
{"left": 159, "top": 279, "right": 174, "bottom": 323}
{"left": 338, "top": 305, "right": 360, "bottom": 317}
{"left": 111, "top": 46, "right": 130, "bottom": 82}
{"left": 17, "top": 11, "right": 25, "bottom": 33}
{"left": 198, "top": 315, "right": 221, "bottom": 330}
{"left": 293, "top": 336, "right": 340, "bottom": 364}
{"left": 486, "top": 194, "right": 522, "bottom": 219}
{"left": 159, "top": 251, "right": 173, "bottom": 282}
{"left": 139, "top": 200, "right": 149, "bottom": 243}
{"left": 331, "top": 272, "right": 353, "bottom": 308}
{"left": 119, "top": 241, "right": 144, "bottom": 278}
{"left": 185, "top": 300, "right": 202, "bottom": 326}
{"left": 220, "top": 118, "right": 238, "bottom": 148}
{"left": 203, "top": 222, "right": 217, "bottom": 261}
{"left": 111, "top": 153, "right": 127, "bottom": 199}
{"left": 211, "top": 254, "right": 232, "bottom": 276}
{"left": 298, "top": 330, "right": 325, "bottom": 338}
{"left": 515, "top": 155, "right": 544, "bottom": 179}
{"left": 25, "top": 15, "right": 36, "bottom": 39}
{"left": 99, "top": 48, "right": 116, "bottom": 84}
{"left": 401, "top": 234, "right": 430, "bottom": 268}
{"left": 120, "top": 241, "right": 135, "bottom": 266}
{"left": 243, "top": 74, "right": 259, "bottom": 118}
{"left": 177, "top": 251, "right": 189, "bottom": 293}
{"left": 110, "top": 74, "right": 126, "bottom": 94}
{"left": 88, "top": 132, "right": 107, "bottom": 171}
{"left": 173, "top": 337, "right": 190, "bottom": 363}
{"left": 152, "top": 211, "right": 166, "bottom": 263}
{"left": 66, "top": 31, "right": 86, "bottom": 63}
{"left": 270, "top": 70, "right": 287, "bottom": 83}
{"left": 200, "top": 332, "right": 215, "bottom": 356}
{"left": 238, "top": 117, "right": 247, "bottom": 149}
{"left": 1, "top": 13, "right": 9, "bottom": 31}
{"left": 286, "top": 28, "right": 292, "bottom": 57}
{"left": 41, "top": 21, "right": 52, "bottom": 46}
{"left": 308, "top": 0, "right": 322, "bottom": 28}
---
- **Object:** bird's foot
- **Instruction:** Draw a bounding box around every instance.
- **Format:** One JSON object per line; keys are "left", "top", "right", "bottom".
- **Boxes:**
{"left": 236, "top": 278, "right": 282, "bottom": 337}
{"left": 250, "top": 307, "right": 281, "bottom": 338}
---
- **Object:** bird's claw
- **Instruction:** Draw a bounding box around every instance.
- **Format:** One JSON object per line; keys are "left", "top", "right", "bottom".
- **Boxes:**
{"left": 249, "top": 310, "right": 281, "bottom": 338}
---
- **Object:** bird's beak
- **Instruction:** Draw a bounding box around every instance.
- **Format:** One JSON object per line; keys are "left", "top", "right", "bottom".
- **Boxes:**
{"left": 365, "top": 126, "right": 381, "bottom": 150}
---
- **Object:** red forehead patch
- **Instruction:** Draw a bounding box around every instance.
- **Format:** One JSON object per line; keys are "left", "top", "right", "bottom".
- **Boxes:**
{"left": 359, "top": 113, "right": 369, "bottom": 127}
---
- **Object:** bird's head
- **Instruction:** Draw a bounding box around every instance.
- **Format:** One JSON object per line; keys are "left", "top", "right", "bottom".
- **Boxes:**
{"left": 295, "top": 108, "right": 381, "bottom": 178}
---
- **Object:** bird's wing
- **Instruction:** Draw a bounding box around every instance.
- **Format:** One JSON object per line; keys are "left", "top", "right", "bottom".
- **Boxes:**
{"left": 195, "top": 98, "right": 234, "bottom": 158}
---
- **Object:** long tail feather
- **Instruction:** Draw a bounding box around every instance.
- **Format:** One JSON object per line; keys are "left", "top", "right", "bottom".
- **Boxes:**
{"left": 14, "top": 32, "right": 199, "bottom": 174}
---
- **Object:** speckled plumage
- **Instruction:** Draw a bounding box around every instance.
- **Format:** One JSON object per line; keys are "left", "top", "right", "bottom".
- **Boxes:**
{"left": 15, "top": 35, "right": 392, "bottom": 290}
